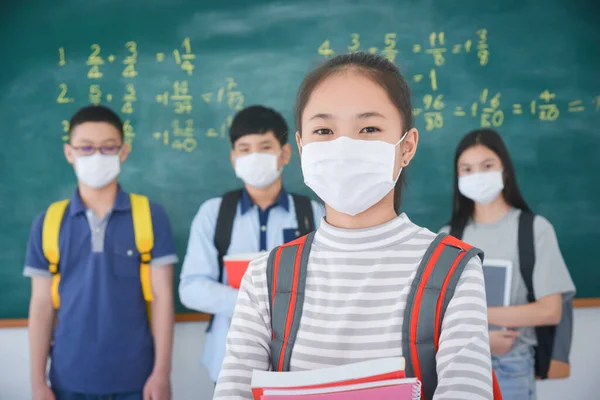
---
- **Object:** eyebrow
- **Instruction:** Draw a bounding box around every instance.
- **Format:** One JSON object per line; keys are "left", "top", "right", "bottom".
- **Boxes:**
{"left": 309, "top": 113, "right": 333, "bottom": 121}
{"left": 357, "top": 111, "right": 386, "bottom": 119}
{"left": 308, "top": 111, "right": 386, "bottom": 121}
{"left": 458, "top": 158, "right": 497, "bottom": 166}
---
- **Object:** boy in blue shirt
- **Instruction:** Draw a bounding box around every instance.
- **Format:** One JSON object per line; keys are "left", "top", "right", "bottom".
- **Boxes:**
{"left": 25, "top": 106, "right": 177, "bottom": 400}
{"left": 179, "top": 105, "right": 324, "bottom": 383}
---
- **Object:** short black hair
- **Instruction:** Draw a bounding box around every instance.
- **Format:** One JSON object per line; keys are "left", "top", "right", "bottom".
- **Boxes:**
{"left": 229, "top": 105, "right": 289, "bottom": 146}
{"left": 68, "top": 105, "right": 124, "bottom": 141}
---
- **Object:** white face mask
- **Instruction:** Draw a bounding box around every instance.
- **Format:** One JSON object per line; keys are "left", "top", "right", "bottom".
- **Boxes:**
{"left": 235, "top": 152, "right": 282, "bottom": 189}
{"left": 75, "top": 153, "right": 121, "bottom": 189}
{"left": 301, "top": 133, "right": 407, "bottom": 216}
{"left": 458, "top": 170, "right": 504, "bottom": 204}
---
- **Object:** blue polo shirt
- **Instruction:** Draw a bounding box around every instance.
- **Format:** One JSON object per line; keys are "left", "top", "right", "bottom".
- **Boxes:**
{"left": 24, "top": 187, "right": 178, "bottom": 395}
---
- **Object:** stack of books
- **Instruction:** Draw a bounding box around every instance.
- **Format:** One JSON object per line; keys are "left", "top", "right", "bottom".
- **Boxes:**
{"left": 251, "top": 357, "right": 421, "bottom": 400}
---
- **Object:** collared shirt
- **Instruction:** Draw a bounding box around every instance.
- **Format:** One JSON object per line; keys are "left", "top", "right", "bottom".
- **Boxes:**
{"left": 179, "top": 188, "right": 324, "bottom": 382}
{"left": 24, "top": 187, "right": 178, "bottom": 394}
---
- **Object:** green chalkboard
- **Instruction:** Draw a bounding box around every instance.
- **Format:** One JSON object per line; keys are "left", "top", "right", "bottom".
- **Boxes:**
{"left": 1, "top": 0, "right": 599, "bottom": 319}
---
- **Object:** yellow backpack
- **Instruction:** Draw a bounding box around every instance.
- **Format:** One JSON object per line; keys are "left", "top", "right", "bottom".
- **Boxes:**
{"left": 41, "top": 193, "right": 154, "bottom": 320}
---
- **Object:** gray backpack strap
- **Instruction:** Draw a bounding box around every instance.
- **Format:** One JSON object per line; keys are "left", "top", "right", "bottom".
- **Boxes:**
{"left": 402, "top": 233, "right": 483, "bottom": 400}
{"left": 266, "top": 232, "right": 316, "bottom": 372}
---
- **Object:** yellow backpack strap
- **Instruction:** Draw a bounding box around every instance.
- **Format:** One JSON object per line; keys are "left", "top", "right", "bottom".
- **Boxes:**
{"left": 130, "top": 194, "right": 154, "bottom": 305}
{"left": 42, "top": 199, "right": 70, "bottom": 309}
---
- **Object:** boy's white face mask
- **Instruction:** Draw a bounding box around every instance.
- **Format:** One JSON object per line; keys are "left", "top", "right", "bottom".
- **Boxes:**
{"left": 235, "top": 152, "right": 282, "bottom": 189}
{"left": 75, "top": 153, "right": 121, "bottom": 189}
{"left": 301, "top": 133, "right": 408, "bottom": 216}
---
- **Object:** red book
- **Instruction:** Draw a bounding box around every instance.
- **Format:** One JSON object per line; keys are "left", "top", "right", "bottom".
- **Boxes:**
{"left": 223, "top": 252, "right": 266, "bottom": 289}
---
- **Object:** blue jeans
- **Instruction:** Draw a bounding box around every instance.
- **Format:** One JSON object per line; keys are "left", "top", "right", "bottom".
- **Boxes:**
{"left": 53, "top": 389, "right": 143, "bottom": 400}
{"left": 492, "top": 348, "right": 536, "bottom": 400}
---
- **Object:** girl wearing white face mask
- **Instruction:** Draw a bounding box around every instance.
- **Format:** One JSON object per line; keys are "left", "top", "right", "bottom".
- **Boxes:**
{"left": 441, "top": 129, "right": 575, "bottom": 400}
{"left": 215, "top": 53, "right": 495, "bottom": 400}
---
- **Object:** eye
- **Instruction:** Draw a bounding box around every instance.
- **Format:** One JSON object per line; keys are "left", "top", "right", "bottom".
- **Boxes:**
{"left": 313, "top": 128, "right": 333, "bottom": 135}
{"left": 360, "top": 126, "right": 381, "bottom": 134}
{"left": 100, "top": 145, "right": 120, "bottom": 155}
{"left": 484, "top": 163, "right": 494, "bottom": 170}
{"left": 80, "top": 146, "right": 95, "bottom": 154}
{"left": 262, "top": 145, "right": 273, "bottom": 151}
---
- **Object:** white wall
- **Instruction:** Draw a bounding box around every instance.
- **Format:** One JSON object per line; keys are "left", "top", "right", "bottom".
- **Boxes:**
{"left": 1, "top": 308, "right": 598, "bottom": 400}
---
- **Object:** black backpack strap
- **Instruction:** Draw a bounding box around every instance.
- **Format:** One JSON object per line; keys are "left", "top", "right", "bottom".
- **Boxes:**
{"left": 207, "top": 189, "right": 243, "bottom": 331}
{"left": 448, "top": 222, "right": 465, "bottom": 239}
{"left": 518, "top": 211, "right": 536, "bottom": 302}
{"left": 519, "top": 210, "right": 557, "bottom": 379}
{"left": 402, "top": 233, "right": 484, "bottom": 400}
{"left": 267, "top": 232, "right": 315, "bottom": 371}
{"left": 291, "top": 193, "right": 315, "bottom": 236}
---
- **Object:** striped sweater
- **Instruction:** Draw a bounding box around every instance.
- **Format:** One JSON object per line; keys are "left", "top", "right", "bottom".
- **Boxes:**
{"left": 214, "top": 214, "right": 492, "bottom": 399}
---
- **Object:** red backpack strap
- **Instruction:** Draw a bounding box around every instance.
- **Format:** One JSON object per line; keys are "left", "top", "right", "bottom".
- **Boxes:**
{"left": 266, "top": 232, "right": 315, "bottom": 372}
{"left": 402, "top": 233, "right": 484, "bottom": 400}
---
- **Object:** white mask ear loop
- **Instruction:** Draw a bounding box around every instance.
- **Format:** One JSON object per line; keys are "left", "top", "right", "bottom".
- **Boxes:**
{"left": 395, "top": 131, "right": 410, "bottom": 180}
{"left": 395, "top": 130, "right": 409, "bottom": 146}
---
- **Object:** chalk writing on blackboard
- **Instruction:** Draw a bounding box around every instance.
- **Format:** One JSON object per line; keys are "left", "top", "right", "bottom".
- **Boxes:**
{"left": 54, "top": 33, "right": 597, "bottom": 152}
{"left": 425, "top": 32, "right": 446, "bottom": 66}
{"left": 123, "top": 41, "right": 138, "bottom": 78}
{"left": 58, "top": 47, "right": 67, "bottom": 67}
{"left": 86, "top": 44, "right": 104, "bottom": 79}
{"left": 412, "top": 69, "right": 437, "bottom": 92}
{"left": 320, "top": 31, "right": 486, "bottom": 69}
{"left": 153, "top": 119, "right": 197, "bottom": 152}
{"left": 568, "top": 100, "right": 585, "bottom": 113}
{"left": 423, "top": 94, "right": 445, "bottom": 131}
{"left": 513, "top": 104, "right": 523, "bottom": 115}
{"left": 156, "top": 81, "right": 194, "bottom": 114}
{"left": 122, "top": 83, "right": 136, "bottom": 115}
{"left": 476, "top": 29, "right": 489, "bottom": 66}
{"left": 348, "top": 33, "right": 360, "bottom": 52}
{"left": 124, "top": 119, "right": 135, "bottom": 147}
{"left": 382, "top": 33, "right": 398, "bottom": 63}
{"left": 62, "top": 120, "right": 70, "bottom": 141}
{"left": 173, "top": 38, "right": 196, "bottom": 76}
{"left": 57, "top": 83, "right": 74, "bottom": 104}
{"left": 531, "top": 90, "right": 559, "bottom": 121}
{"left": 89, "top": 85, "right": 102, "bottom": 105}
{"left": 318, "top": 40, "right": 334, "bottom": 56}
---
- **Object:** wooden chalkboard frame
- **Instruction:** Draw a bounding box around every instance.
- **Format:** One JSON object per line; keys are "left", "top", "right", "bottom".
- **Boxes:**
{"left": 1, "top": 298, "right": 598, "bottom": 328}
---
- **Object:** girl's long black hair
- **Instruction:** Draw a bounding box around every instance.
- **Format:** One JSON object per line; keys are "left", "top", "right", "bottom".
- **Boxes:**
{"left": 450, "top": 129, "right": 531, "bottom": 233}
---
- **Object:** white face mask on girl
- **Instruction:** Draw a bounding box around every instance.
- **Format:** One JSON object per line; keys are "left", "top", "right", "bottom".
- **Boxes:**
{"left": 458, "top": 170, "right": 504, "bottom": 204}
{"left": 235, "top": 152, "right": 282, "bottom": 189}
{"left": 301, "top": 132, "right": 408, "bottom": 216}
{"left": 75, "top": 153, "right": 121, "bottom": 189}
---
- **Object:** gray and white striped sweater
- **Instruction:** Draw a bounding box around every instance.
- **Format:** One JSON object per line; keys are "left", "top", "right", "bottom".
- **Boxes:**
{"left": 215, "top": 214, "right": 493, "bottom": 400}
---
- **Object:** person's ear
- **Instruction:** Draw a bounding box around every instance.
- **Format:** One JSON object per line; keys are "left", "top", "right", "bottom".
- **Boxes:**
{"left": 230, "top": 148, "right": 236, "bottom": 170}
{"left": 399, "top": 128, "right": 419, "bottom": 166}
{"left": 295, "top": 132, "right": 303, "bottom": 156}
{"left": 64, "top": 143, "right": 76, "bottom": 164}
{"left": 281, "top": 144, "right": 292, "bottom": 166}
{"left": 120, "top": 143, "right": 130, "bottom": 163}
